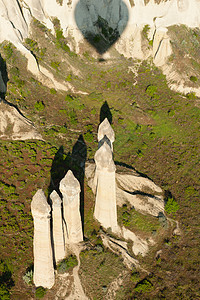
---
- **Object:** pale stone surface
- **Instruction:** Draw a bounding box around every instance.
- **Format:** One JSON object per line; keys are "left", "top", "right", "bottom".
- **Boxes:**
{"left": 97, "top": 118, "right": 115, "bottom": 150}
{"left": 85, "top": 162, "right": 164, "bottom": 217}
{"left": 1, "top": 0, "right": 200, "bottom": 95}
{"left": 0, "top": 100, "right": 42, "bottom": 140}
{"left": 121, "top": 226, "right": 149, "bottom": 256}
{"left": 50, "top": 190, "right": 65, "bottom": 263}
{"left": 94, "top": 142, "right": 118, "bottom": 233}
{"left": 59, "top": 170, "right": 83, "bottom": 244}
{"left": 31, "top": 189, "right": 55, "bottom": 289}
{"left": 153, "top": 28, "right": 172, "bottom": 67}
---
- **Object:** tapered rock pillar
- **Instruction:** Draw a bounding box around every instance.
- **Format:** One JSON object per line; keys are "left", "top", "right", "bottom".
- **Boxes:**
{"left": 31, "top": 189, "right": 55, "bottom": 289}
{"left": 59, "top": 170, "right": 83, "bottom": 244}
{"left": 94, "top": 142, "right": 118, "bottom": 232}
{"left": 98, "top": 118, "right": 115, "bottom": 150}
{"left": 50, "top": 190, "right": 65, "bottom": 263}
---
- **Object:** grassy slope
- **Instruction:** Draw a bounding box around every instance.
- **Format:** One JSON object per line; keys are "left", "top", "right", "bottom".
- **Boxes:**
{"left": 0, "top": 20, "right": 199, "bottom": 299}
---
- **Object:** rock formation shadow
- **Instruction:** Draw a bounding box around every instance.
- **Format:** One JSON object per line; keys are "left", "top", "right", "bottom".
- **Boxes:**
{"left": 48, "top": 136, "right": 87, "bottom": 240}
{"left": 74, "top": 0, "right": 129, "bottom": 54}
{"left": 71, "top": 135, "right": 87, "bottom": 236}
{"left": 0, "top": 54, "right": 8, "bottom": 99}
{"left": 100, "top": 101, "right": 112, "bottom": 124}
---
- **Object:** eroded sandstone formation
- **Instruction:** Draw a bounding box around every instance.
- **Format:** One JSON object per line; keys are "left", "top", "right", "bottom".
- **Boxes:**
{"left": 31, "top": 189, "right": 55, "bottom": 289}
{"left": 60, "top": 170, "right": 83, "bottom": 244}
{"left": 97, "top": 118, "right": 115, "bottom": 150}
{"left": 50, "top": 190, "right": 65, "bottom": 263}
{"left": 0, "top": 100, "right": 42, "bottom": 140}
{"left": 94, "top": 141, "right": 118, "bottom": 233}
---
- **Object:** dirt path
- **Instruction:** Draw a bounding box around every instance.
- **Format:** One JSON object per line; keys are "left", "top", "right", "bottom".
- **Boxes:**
{"left": 65, "top": 245, "right": 88, "bottom": 300}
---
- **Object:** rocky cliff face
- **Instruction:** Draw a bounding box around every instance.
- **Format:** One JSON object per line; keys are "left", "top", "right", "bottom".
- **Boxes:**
{"left": 1, "top": 0, "right": 200, "bottom": 64}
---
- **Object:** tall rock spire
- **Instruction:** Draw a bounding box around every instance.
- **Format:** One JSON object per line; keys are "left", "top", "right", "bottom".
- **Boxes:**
{"left": 50, "top": 190, "right": 65, "bottom": 263}
{"left": 31, "top": 189, "right": 55, "bottom": 289}
{"left": 94, "top": 141, "right": 118, "bottom": 233}
{"left": 59, "top": 170, "right": 83, "bottom": 244}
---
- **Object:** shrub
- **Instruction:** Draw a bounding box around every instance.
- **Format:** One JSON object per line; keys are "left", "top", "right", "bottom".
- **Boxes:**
{"left": 84, "top": 131, "right": 93, "bottom": 142}
{"left": 50, "top": 88, "right": 57, "bottom": 94}
{"left": 35, "top": 286, "right": 46, "bottom": 299}
{"left": 165, "top": 197, "right": 179, "bottom": 213}
{"left": 186, "top": 92, "right": 196, "bottom": 100}
{"left": 57, "top": 255, "right": 78, "bottom": 274}
{"left": 190, "top": 75, "right": 198, "bottom": 82}
{"left": 134, "top": 279, "right": 153, "bottom": 293}
{"left": 0, "top": 284, "right": 10, "bottom": 300}
{"left": 3, "top": 43, "right": 13, "bottom": 59}
{"left": 50, "top": 61, "right": 60, "bottom": 71}
{"left": 34, "top": 101, "right": 45, "bottom": 111}
{"left": 145, "top": 85, "right": 158, "bottom": 98}
{"left": 22, "top": 270, "right": 33, "bottom": 285}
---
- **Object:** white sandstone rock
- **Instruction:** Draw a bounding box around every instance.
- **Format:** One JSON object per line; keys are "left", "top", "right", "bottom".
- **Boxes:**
{"left": 31, "top": 189, "right": 55, "bottom": 289}
{"left": 0, "top": 100, "right": 42, "bottom": 140}
{"left": 97, "top": 118, "right": 115, "bottom": 150}
{"left": 85, "top": 162, "right": 164, "bottom": 217}
{"left": 59, "top": 170, "right": 83, "bottom": 244}
{"left": 94, "top": 142, "right": 118, "bottom": 233}
{"left": 153, "top": 28, "right": 172, "bottom": 67}
{"left": 121, "top": 226, "right": 149, "bottom": 256}
{"left": 116, "top": 171, "right": 164, "bottom": 216}
{"left": 50, "top": 190, "right": 65, "bottom": 263}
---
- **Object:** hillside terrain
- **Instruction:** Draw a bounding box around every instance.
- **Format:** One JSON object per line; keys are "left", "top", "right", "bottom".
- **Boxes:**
{"left": 0, "top": 2, "right": 200, "bottom": 300}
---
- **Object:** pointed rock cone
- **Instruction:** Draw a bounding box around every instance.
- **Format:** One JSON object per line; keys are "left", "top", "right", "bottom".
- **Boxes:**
{"left": 50, "top": 190, "right": 65, "bottom": 263}
{"left": 31, "top": 189, "right": 55, "bottom": 289}
{"left": 59, "top": 170, "right": 83, "bottom": 244}
{"left": 98, "top": 118, "right": 115, "bottom": 150}
{"left": 94, "top": 142, "right": 118, "bottom": 233}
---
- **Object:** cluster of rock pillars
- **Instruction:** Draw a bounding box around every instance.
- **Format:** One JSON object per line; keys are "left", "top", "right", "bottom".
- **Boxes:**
{"left": 31, "top": 118, "right": 165, "bottom": 289}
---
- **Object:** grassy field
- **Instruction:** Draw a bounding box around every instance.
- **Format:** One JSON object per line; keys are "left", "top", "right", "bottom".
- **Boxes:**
{"left": 0, "top": 20, "right": 200, "bottom": 299}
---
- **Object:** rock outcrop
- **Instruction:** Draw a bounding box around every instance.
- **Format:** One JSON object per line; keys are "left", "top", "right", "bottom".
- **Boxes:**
{"left": 1, "top": 0, "right": 200, "bottom": 65}
{"left": 0, "top": 100, "right": 42, "bottom": 140}
{"left": 97, "top": 118, "right": 115, "bottom": 150}
{"left": 94, "top": 141, "right": 118, "bottom": 233}
{"left": 60, "top": 170, "right": 83, "bottom": 244}
{"left": 50, "top": 190, "right": 65, "bottom": 263}
{"left": 86, "top": 162, "right": 164, "bottom": 217}
{"left": 31, "top": 189, "right": 55, "bottom": 289}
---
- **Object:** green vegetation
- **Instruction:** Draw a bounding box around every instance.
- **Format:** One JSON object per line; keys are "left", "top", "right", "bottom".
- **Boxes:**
{"left": 118, "top": 204, "right": 160, "bottom": 236}
{"left": 134, "top": 279, "right": 153, "bottom": 293}
{"left": 57, "top": 255, "right": 78, "bottom": 274}
{"left": 165, "top": 197, "right": 179, "bottom": 214}
{"left": 34, "top": 101, "right": 45, "bottom": 111}
{"left": 0, "top": 19, "right": 199, "bottom": 300}
{"left": 35, "top": 286, "right": 46, "bottom": 298}
{"left": 79, "top": 247, "right": 125, "bottom": 299}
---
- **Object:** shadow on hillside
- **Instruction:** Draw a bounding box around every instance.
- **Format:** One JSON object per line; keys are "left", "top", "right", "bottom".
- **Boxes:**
{"left": 0, "top": 54, "right": 8, "bottom": 99}
{"left": 100, "top": 101, "right": 112, "bottom": 124}
{"left": 74, "top": 0, "right": 129, "bottom": 55}
{"left": 48, "top": 135, "right": 87, "bottom": 237}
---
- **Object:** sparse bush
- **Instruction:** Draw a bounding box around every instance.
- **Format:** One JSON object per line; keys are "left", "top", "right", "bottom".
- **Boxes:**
{"left": 3, "top": 43, "right": 13, "bottom": 59}
{"left": 165, "top": 197, "right": 179, "bottom": 214}
{"left": 51, "top": 61, "right": 60, "bottom": 71}
{"left": 190, "top": 75, "right": 198, "bottom": 82}
{"left": 23, "top": 270, "right": 33, "bottom": 285}
{"left": 57, "top": 255, "right": 78, "bottom": 274}
{"left": 35, "top": 286, "right": 46, "bottom": 299}
{"left": 34, "top": 101, "right": 45, "bottom": 111}
{"left": 145, "top": 85, "right": 158, "bottom": 98}
{"left": 0, "top": 284, "right": 10, "bottom": 300}
{"left": 134, "top": 279, "right": 153, "bottom": 293}
{"left": 186, "top": 92, "right": 196, "bottom": 100}
{"left": 65, "top": 95, "right": 73, "bottom": 102}
{"left": 50, "top": 88, "right": 57, "bottom": 94}
{"left": 84, "top": 131, "right": 93, "bottom": 142}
